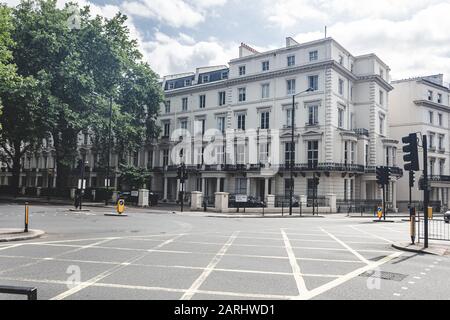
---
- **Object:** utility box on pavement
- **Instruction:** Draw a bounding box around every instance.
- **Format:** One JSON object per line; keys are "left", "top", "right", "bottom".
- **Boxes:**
{"left": 138, "top": 189, "right": 149, "bottom": 207}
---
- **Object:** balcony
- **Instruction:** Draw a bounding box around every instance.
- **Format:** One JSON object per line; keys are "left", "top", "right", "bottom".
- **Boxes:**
{"left": 278, "top": 163, "right": 365, "bottom": 173}
{"left": 353, "top": 128, "right": 369, "bottom": 137}
{"left": 365, "top": 166, "right": 403, "bottom": 176}
{"left": 428, "top": 175, "right": 450, "bottom": 182}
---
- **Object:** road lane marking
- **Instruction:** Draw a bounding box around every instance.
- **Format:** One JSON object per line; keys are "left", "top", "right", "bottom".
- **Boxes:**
{"left": 319, "top": 228, "right": 370, "bottom": 265}
{"left": 281, "top": 229, "right": 308, "bottom": 296}
{"left": 299, "top": 252, "right": 403, "bottom": 300}
{"left": 0, "top": 275, "right": 298, "bottom": 299}
{"left": 50, "top": 234, "right": 185, "bottom": 300}
{"left": 349, "top": 225, "right": 394, "bottom": 244}
{"left": 0, "top": 244, "right": 23, "bottom": 251}
{"left": 181, "top": 231, "right": 239, "bottom": 300}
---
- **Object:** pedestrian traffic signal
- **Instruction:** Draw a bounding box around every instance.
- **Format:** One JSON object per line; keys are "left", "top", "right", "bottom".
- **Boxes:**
{"left": 409, "top": 170, "right": 415, "bottom": 188}
{"left": 402, "top": 133, "right": 419, "bottom": 171}
{"left": 376, "top": 166, "right": 386, "bottom": 186}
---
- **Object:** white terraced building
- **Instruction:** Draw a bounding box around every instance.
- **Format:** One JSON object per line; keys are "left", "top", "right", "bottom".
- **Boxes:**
{"left": 152, "top": 37, "right": 403, "bottom": 209}
{"left": 389, "top": 74, "right": 450, "bottom": 211}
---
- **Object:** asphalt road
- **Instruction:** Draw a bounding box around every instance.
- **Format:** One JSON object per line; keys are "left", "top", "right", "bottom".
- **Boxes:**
{"left": 0, "top": 203, "right": 448, "bottom": 300}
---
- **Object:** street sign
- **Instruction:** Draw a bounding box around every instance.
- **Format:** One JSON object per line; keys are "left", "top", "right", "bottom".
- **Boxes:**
{"left": 104, "top": 179, "right": 111, "bottom": 187}
{"left": 235, "top": 195, "right": 248, "bottom": 203}
{"left": 131, "top": 190, "right": 138, "bottom": 197}
{"left": 77, "top": 179, "right": 86, "bottom": 190}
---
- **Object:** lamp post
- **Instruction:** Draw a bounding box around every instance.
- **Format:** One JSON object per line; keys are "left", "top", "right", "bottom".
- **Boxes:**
{"left": 105, "top": 95, "right": 113, "bottom": 205}
{"left": 79, "top": 159, "right": 88, "bottom": 211}
{"left": 289, "top": 88, "right": 314, "bottom": 216}
{"left": 92, "top": 92, "right": 113, "bottom": 205}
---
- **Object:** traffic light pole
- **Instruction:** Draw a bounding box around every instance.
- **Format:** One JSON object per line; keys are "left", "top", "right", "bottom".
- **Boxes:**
{"left": 422, "top": 136, "right": 429, "bottom": 248}
{"left": 382, "top": 181, "right": 386, "bottom": 221}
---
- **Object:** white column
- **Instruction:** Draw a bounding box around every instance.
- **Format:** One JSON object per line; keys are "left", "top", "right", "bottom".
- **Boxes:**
{"left": 246, "top": 178, "right": 251, "bottom": 196}
{"left": 392, "top": 181, "right": 397, "bottom": 212}
{"left": 201, "top": 178, "right": 206, "bottom": 196}
{"left": 216, "top": 177, "right": 221, "bottom": 193}
{"left": 360, "top": 181, "right": 367, "bottom": 200}
{"left": 264, "top": 178, "right": 269, "bottom": 198}
{"left": 163, "top": 176, "right": 168, "bottom": 200}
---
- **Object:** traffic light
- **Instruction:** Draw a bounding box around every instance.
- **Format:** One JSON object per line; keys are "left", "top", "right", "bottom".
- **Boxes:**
{"left": 314, "top": 177, "right": 320, "bottom": 186}
{"left": 419, "top": 178, "right": 428, "bottom": 191}
{"left": 409, "top": 170, "right": 415, "bottom": 188}
{"left": 385, "top": 167, "right": 391, "bottom": 184}
{"left": 376, "top": 166, "right": 386, "bottom": 186}
{"left": 402, "top": 133, "right": 419, "bottom": 171}
{"left": 177, "top": 166, "right": 182, "bottom": 180}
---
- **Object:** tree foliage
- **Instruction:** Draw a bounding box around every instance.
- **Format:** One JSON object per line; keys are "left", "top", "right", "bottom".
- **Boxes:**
{"left": 119, "top": 164, "right": 151, "bottom": 190}
{"left": 0, "top": 0, "right": 163, "bottom": 190}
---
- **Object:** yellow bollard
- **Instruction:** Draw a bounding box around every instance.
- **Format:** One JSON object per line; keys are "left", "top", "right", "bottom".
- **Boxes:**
{"left": 427, "top": 207, "right": 433, "bottom": 220}
{"left": 116, "top": 199, "right": 125, "bottom": 215}
{"left": 24, "top": 202, "right": 29, "bottom": 233}
{"left": 410, "top": 207, "right": 416, "bottom": 244}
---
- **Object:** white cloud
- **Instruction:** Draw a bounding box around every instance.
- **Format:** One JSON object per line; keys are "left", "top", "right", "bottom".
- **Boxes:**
{"left": 264, "top": 0, "right": 329, "bottom": 29}
{"left": 190, "top": 0, "right": 227, "bottom": 8}
{"left": 290, "top": 2, "right": 450, "bottom": 82}
{"left": 121, "top": 0, "right": 228, "bottom": 28}
{"left": 121, "top": 0, "right": 203, "bottom": 28}
{"left": 142, "top": 31, "right": 237, "bottom": 76}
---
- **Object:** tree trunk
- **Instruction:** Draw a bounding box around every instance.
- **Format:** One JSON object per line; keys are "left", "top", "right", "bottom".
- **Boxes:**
{"left": 11, "top": 142, "right": 23, "bottom": 197}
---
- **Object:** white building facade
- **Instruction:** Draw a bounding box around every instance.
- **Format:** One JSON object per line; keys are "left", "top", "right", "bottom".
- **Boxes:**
{"left": 390, "top": 74, "right": 450, "bottom": 211}
{"left": 153, "top": 37, "right": 402, "bottom": 208}
{"left": 0, "top": 37, "right": 403, "bottom": 209}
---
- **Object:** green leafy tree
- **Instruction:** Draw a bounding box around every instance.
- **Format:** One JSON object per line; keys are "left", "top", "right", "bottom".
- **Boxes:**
{"left": 5, "top": 0, "right": 163, "bottom": 189}
{"left": 119, "top": 164, "right": 150, "bottom": 190}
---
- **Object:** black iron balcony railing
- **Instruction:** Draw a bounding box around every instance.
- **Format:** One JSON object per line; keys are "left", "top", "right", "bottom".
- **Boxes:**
{"left": 278, "top": 163, "right": 365, "bottom": 173}
{"left": 428, "top": 175, "right": 450, "bottom": 182}
{"left": 353, "top": 128, "right": 369, "bottom": 137}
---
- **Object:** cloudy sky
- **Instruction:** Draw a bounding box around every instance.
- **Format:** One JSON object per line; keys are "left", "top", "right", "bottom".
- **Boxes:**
{"left": 3, "top": 0, "right": 450, "bottom": 82}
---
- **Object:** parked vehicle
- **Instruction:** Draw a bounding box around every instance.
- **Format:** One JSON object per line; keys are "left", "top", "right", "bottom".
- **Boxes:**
{"left": 445, "top": 211, "right": 450, "bottom": 223}
{"left": 228, "top": 195, "right": 266, "bottom": 208}
{"left": 149, "top": 192, "right": 159, "bottom": 206}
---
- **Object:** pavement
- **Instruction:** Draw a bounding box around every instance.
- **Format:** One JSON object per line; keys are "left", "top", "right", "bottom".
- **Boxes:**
{"left": 0, "top": 203, "right": 449, "bottom": 300}
{"left": 392, "top": 242, "right": 450, "bottom": 256}
{"left": 0, "top": 229, "right": 45, "bottom": 242}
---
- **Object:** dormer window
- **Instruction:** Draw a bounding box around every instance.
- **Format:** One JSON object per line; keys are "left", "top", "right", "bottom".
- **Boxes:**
{"left": 262, "top": 61, "right": 270, "bottom": 72}
{"left": 239, "top": 65, "right": 246, "bottom": 76}
{"left": 202, "top": 75, "right": 209, "bottom": 83}
{"left": 168, "top": 82, "right": 175, "bottom": 90}
{"left": 221, "top": 71, "right": 228, "bottom": 79}
{"left": 338, "top": 55, "right": 344, "bottom": 65}
{"left": 184, "top": 79, "right": 191, "bottom": 86}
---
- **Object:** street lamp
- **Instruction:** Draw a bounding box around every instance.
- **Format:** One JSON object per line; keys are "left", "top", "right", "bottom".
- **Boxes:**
{"left": 289, "top": 87, "right": 314, "bottom": 216}
{"left": 92, "top": 92, "right": 113, "bottom": 205}
{"left": 78, "top": 159, "right": 89, "bottom": 211}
